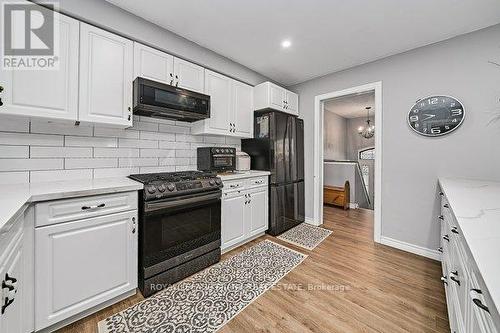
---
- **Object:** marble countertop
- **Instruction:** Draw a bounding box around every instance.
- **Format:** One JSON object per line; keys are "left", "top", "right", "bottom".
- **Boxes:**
{"left": 439, "top": 178, "right": 500, "bottom": 316}
{"left": 217, "top": 170, "right": 271, "bottom": 181}
{"left": 0, "top": 177, "right": 143, "bottom": 232}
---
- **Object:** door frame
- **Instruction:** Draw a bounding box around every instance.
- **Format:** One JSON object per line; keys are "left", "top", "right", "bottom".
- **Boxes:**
{"left": 312, "top": 81, "right": 383, "bottom": 243}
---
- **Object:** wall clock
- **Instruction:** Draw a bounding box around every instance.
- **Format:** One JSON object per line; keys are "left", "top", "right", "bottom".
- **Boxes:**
{"left": 408, "top": 95, "right": 465, "bottom": 137}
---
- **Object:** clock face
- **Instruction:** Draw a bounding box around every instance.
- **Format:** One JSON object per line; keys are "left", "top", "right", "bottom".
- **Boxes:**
{"left": 408, "top": 95, "right": 465, "bottom": 137}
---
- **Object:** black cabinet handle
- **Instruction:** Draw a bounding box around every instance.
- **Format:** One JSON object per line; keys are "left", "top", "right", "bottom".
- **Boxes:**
{"left": 437, "top": 247, "right": 443, "bottom": 253}
{"left": 450, "top": 276, "right": 460, "bottom": 286}
{"left": 0, "top": 97, "right": 3, "bottom": 107}
{"left": 451, "top": 227, "right": 459, "bottom": 234}
{"left": 438, "top": 215, "right": 444, "bottom": 221}
{"left": 443, "top": 204, "right": 449, "bottom": 208}
{"left": 2, "top": 280, "right": 14, "bottom": 291}
{"left": 439, "top": 192, "right": 444, "bottom": 196}
{"left": 443, "top": 235, "right": 449, "bottom": 242}
{"left": 5, "top": 274, "right": 16, "bottom": 284}
{"left": 440, "top": 276, "right": 448, "bottom": 285}
{"left": 472, "top": 298, "right": 490, "bottom": 313}
{"left": 81, "top": 203, "right": 106, "bottom": 210}
{"left": 1, "top": 297, "right": 14, "bottom": 314}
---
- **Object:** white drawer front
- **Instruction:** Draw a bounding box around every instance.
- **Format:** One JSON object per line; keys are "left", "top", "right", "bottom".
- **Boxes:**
{"left": 222, "top": 180, "right": 245, "bottom": 193}
{"left": 245, "top": 176, "right": 268, "bottom": 188}
{"left": 35, "top": 191, "right": 138, "bottom": 226}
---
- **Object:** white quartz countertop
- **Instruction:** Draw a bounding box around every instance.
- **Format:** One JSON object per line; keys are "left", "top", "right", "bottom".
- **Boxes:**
{"left": 438, "top": 178, "right": 500, "bottom": 315}
{"left": 0, "top": 177, "right": 143, "bottom": 232}
{"left": 217, "top": 170, "right": 271, "bottom": 181}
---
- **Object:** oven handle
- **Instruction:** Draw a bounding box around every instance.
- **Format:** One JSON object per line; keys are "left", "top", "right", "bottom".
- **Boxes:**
{"left": 144, "top": 192, "right": 221, "bottom": 213}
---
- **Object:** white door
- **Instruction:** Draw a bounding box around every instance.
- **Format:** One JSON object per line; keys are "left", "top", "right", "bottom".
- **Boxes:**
{"left": 35, "top": 211, "right": 137, "bottom": 330}
{"left": 174, "top": 57, "right": 204, "bottom": 93}
{"left": 249, "top": 188, "right": 268, "bottom": 236}
{"left": 232, "top": 81, "right": 253, "bottom": 138}
{"left": 205, "top": 69, "right": 231, "bottom": 134}
{"left": 221, "top": 192, "right": 246, "bottom": 249}
{"left": 0, "top": 235, "right": 24, "bottom": 333}
{"left": 286, "top": 91, "right": 299, "bottom": 115}
{"left": 0, "top": 11, "right": 79, "bottom": 121}
{"left": 269, "top": 84, "right": 285, "bottom": 111}
{"left": 133, "top": 43, "right": 174, "bottom": 85}
{"left": 79, "top": 23, "right": 133, "bottom": 127}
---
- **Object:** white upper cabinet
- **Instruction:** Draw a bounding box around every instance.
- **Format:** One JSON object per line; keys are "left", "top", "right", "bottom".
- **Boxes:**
{"left": 79, "top": 23, "right": 134, "bottom": 127}
{"left": 134, "top": 43, "right": 174, "bottom": 85}
{"left": 0, "top": 10, "right": 79, "bottom": 122}
{"left": 192, "top": 69, "right": 254, "bottom": 138}
{"left": 232, "top": 80, "right": 253, "bottom": 137}
{"left": 173, "top": 57, "right": 205, "bottom": 93}
{"left": 134, "top": 43, "right": 204, "bottom": 93}
{"left": 254, "top": 81, "right": 299, "bottom": 116}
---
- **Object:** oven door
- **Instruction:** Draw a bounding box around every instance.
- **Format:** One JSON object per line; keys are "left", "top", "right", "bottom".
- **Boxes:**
{"left": 212, "top": 154, "right": 236, "bottom": 171}
{"left": 141, "top": 190, "right": 221, "bottom": 273}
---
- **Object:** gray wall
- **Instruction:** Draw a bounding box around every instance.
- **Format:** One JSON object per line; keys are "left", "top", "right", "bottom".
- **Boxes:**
{"left": 323, "top": 111, "right": 347, "bottom": 160}
{"left": 34, "top": 0, "right": 269, "bottom": 86}
{"left": 290, "top": 24, "right": 500, "bottom": 251}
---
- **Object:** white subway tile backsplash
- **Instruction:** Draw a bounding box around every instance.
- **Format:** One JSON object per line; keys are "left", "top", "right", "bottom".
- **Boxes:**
{"left": 159, "top": 124, "right": 190, "bottom": 134}
{"left": 31, "top": 121, "right": 93, "bottom": 136}
{"left": 140, "top": 131, "right": 175, "bottom": 142}
{"left": 30, "top": 169, "right": 93, "bottom": 183}
{"left": 66, "top": 136, "right": 118, "bottom": 148}
{"left": 0, "top": 116, "right": 30, "bottom": 133}
{"left": 0, "top": 146, "right": 29, "bottom": 158}
{"left": 94, "top": 148, "right": 139, "bottom": 158}
{"left": 0, "top": 172, "right": 29, "bottom": 184}
{"left": 0, "top": 158, "right": 63, "bottom": 171}
{"left": 0, "top": 132, "right": 63, "bottom": 146}
{"left": 0, "top": 116, "right": 241, "bottom": 183}
{"left": 30, "top": 147, "right": 93, "bottom": 158}
{"left": 118, "top": 138, "right": 158, "bottom": 149}
{"left": 118, "top": 157, "right": 158, "bottom": 168}
{"left": 94, "top": 126, "right": 140, "bottom": 139}
{"left": 65, "top": 158, "right": 117, "bottom": 169}
{"left": 93, "top": 167, "right": 139, "bottom": 178}
{"left": 140, "top": 149, "right": 175, "bottom": 158}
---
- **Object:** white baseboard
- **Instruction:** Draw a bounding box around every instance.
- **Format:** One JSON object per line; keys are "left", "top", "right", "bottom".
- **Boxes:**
{"left": 349, "top": 203, "right": 359, "bottom": 209}
{"left": 304, "top": 217, "right": 319, "bottom": 226}
{"left": 380, "top": 236, "right": 441, "bottom": 261}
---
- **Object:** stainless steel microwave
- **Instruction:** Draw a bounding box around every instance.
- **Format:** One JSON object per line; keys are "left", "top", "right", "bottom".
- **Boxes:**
{"left": 133, "top": 77, "right": 210, "bottom": 122}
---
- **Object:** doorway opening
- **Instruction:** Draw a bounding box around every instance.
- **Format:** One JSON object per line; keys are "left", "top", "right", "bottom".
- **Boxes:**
{"left": 312, "top": 82, "right": 382, "bottom": 242}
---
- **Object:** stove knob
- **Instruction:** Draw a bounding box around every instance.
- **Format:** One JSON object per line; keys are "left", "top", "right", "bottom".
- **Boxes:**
{"left": 167, "top": 184, "right": 175, "bottom": 192}
{"left": 215, "top": 178, "right": 222, "bottom": 185}
{"left": 216, "top": 149, "right": 220, "bottom": 153}
{"left": 209, "top": 179, "right": 216, "bottom": 186}
{"left": 147, "top": 185, "right": 157, "bottom": 194}
{"left": 158, "top": 185, "right": 166, "bottom": 192}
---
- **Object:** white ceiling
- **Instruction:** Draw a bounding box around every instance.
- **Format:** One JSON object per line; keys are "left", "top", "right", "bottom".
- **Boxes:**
{"left": 106, "top": 0, "right": 500, "bottom": 86}
{"left": 324, "top": 92, "right": 374, "bottom": 119}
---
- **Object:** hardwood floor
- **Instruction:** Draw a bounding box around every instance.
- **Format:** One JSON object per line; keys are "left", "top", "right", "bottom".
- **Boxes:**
{"left": 57, "top": 206, "right": 448, "bottom": 333}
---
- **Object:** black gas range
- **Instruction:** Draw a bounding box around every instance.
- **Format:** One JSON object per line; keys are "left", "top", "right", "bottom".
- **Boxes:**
{"left": 129, "top": 171, "right": 223, "bottom": 297}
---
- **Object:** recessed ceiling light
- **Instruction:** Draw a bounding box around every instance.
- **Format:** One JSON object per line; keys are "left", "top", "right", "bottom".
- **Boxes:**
{"left": 281, "top": 40, "right": 291, "bottom": 48}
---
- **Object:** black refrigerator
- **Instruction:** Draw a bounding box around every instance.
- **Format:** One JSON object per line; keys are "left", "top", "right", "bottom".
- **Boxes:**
{"left": 242, "top": 110, "right": 305, "bottom": 236}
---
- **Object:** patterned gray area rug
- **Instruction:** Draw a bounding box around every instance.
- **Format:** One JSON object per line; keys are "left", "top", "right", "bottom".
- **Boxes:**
{"left": 277, "top": 223, "right": 333, "bottom": 250}
{"left": 98, "top": 240, "right": 306, "bottom": 333}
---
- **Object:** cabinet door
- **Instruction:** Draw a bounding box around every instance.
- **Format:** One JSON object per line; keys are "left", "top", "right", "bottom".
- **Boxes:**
{"left": 79, "top": 23, "right": 133, "bottom": 127}
{"left": 0, "top": 234, "right": 24, "bottom": 333}
{"left": 35, "top": 211, "right": 137, "bottom": 330}
{"left": 249, "top": 187, "right": 268, "bottom": 236}
{"left": 205, "top": 69, "right": 232, "bottom": 133}
{"left": 174, "top": 57, "right": 204, "bottom": 93}
{"left": 232, "top": 81, "right": 253, "bottom": 138}
{"left": 221, "top": 192, "right": 246, "bottom": 250}
{"left": 286, "top": 91, "right": 299, "bottom": 115}
{"left": 134, "top": 42, "right": 174, "bottom": 85}
{"left": 269, "top": 84, "right": 285, "bottom": 111}
{"left": 0, "top": 11, "right": 79, "bottom": 121}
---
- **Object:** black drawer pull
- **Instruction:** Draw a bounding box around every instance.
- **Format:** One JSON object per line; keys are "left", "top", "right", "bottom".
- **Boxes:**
{"left": 443, "top": 204, "right": 449, "bottom": 208}
{"left": 438, "top": 215, "right": 444, "bottom": 221}
{"left": 451, "top": 227, "right": 459, "bottom": 234}
{"left": 472, "top": 298, "right": 490, "bottom": 313}
{"left": 1, "top": 297, "right": 14, "bottom": 314}
{"left": 450, "top": 276, "right": 460, "bottom": 286}
{"left": 437, "top": 247, "right": 443, "bottom": 253}
{"left": 2, "top": 280, "right": 14, "bottom": 291}
{"left": 443, "top": 235, "right": 449, "bottom": 242}
{"left": 5, "top": 273, "right": 16, "bottom": 284}
{"left": 81, "top": 203, "right": 106, "bottom": 210}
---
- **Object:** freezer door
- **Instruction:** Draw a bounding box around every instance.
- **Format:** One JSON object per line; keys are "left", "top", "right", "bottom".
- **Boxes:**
{"left": 269, "top": 181, "right": 305, "bottom": 236}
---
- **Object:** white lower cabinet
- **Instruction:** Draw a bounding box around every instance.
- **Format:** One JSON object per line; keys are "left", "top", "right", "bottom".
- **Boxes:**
{"left": 439, "top": 190, "right": 499, "bottom": 333}
{"left": 0, "top": 207, "right": 34, "bottom": 333}
{"left": 35, "top": 197, "right": 138, "bottom": 330}
{"left": 221, "top": 177, "right": 268, "bottom": 251}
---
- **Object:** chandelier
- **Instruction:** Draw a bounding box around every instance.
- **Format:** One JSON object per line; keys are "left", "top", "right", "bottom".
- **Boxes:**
{"left": 358, "top": 106, "right": 375, "bottom": 139}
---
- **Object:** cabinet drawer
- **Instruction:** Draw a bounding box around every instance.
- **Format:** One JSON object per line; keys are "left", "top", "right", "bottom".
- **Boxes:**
{"left": 35, "top": 191, "right": 138, "bottom": 226}
{"left": 222, "top": 180, "right": 245, "bottom": 192}
{"left": 0, "top": 210, "right": 25, "bottom": 261}
{"left": 245, "top": 176, "right": 268, "bottom": 188}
